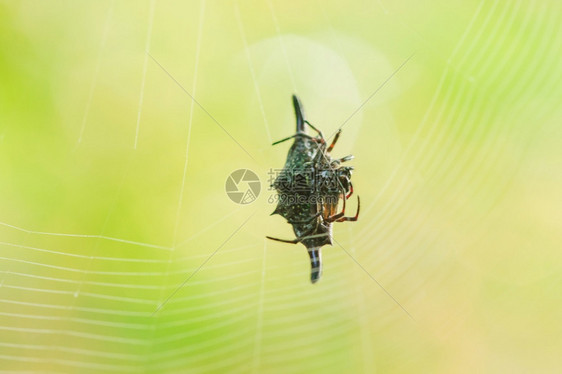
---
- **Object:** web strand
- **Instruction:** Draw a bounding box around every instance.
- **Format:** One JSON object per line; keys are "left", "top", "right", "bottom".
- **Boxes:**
{"left": 134, "top": 0, "right": 157, "bottom": 149}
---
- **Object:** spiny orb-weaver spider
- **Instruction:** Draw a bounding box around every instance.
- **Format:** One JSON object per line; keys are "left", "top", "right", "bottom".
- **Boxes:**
{"left": 267, "top": 95, "right": 360, "bottom": 283}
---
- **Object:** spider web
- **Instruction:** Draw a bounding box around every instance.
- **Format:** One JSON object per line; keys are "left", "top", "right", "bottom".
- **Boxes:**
{"left": 1, "top": 0, "right": 562, "bottom": 372}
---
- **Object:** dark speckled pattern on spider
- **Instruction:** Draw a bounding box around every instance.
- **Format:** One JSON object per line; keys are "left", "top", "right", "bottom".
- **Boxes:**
{"left": 267, "top": 95, "right": 360, "bottom": 284}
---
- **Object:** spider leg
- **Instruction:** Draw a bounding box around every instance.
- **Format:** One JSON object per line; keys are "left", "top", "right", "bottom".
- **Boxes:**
{"left": 304, "top": 120, "right": 325, "bottom": 140}
{"left": 325, "top": 194, "right": 346, "bottom": 223}
{"left": 266, "top": 236, "right": 301, "bottom": 244}
{"left": 326, "top": 129, "right": 341, "bottom": 153}
{"left": 346, "top": 181, "right": 354, "bottom": 199}
{"left": 266, "top": 225, "right": 321, "bottom": 244}
{"left": 268, "top": 212, "right": 321, "bottom": 244}
{"left": 272, "top": 132, "right": 317, "bottom": 146}
{"left": 331, "top": 155, "right": 354, "bottom": 167}
{"left": 336, "top": 196, "right": 360, "bottom": 222}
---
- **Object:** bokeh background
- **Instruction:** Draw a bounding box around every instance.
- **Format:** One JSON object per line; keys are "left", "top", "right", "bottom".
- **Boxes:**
{"left": 1, "top": 0, "right": 561, "bottom": 372}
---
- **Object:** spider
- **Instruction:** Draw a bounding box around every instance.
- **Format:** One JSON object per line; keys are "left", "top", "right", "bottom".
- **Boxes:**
{"left": 267, "top": 95, "right": 360, "bottom": 283}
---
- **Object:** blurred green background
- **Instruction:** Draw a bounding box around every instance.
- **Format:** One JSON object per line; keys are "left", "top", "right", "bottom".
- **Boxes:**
{"left": 1, "top": 0, "right": 561, "bottom": 372}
